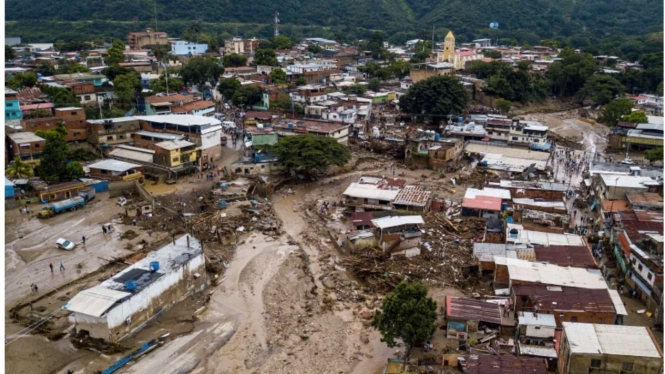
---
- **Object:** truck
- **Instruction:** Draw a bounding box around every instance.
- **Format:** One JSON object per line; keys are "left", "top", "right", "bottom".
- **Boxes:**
{"left": 38, "top": 187, "right": 96, "bottom": 219}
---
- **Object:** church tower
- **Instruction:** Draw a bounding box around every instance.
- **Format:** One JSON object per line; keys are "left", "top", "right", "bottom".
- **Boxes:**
{"left": 443, "top": 31, "right": 455, "bottom": 62}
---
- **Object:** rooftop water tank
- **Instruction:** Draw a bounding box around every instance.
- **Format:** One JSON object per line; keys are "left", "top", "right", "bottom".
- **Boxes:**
{"left": 125, "top": 280, "right": 138, "bottom": 291}
{"left": 149, "top": 261, "right": 160, "bottom": 272}
{"left": 458, "top": 117, "right": 463, "bottom": 123}
{"left": 434, "top": 132, "right": 440, "bottom": 141}
{"left": 288, "top": 123, "right": 294, "bottom": 129}
{"left": 257, "top": 123, "right": 264, "bottom": 129}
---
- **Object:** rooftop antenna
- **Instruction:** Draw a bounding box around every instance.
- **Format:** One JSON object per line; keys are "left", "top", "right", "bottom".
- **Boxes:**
{"left": 274, "top": 11, "right": 280, "bottom": 37}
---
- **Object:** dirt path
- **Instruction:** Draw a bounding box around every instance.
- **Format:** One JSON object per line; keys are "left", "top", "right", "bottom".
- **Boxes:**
{"left": 524, "top": 111, "right": 609, "bottom": 154}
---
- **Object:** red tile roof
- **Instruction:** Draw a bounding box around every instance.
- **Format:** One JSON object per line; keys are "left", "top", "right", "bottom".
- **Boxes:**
{"left": 462, "top": 196, "right": 502, "bottom": 211}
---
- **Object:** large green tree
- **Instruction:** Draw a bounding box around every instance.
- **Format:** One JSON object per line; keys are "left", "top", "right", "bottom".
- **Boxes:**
{"left": 272, "top": 134, "right": 351, "bottom": 178}
{"left": 113, "top": 71, "right": 141, "bottom": 106}
{"left": 269, "top": 68, "right": 287, "bottom": 84}
{"left": 371, "top": 281, "right": 437, "bottom": 356}
{"left": 368, "top": 78, "right": 381, "bottom": 92}
{"left": 254, "top": 49, "right": 278, "bottom": 66}
{"left": 622, "top": 111, "right": 648, "bottom": 124}
{"left": 34, "top": 125, "right": 70, "bottom": 183}
{"left": 5, "top": 45, "right": 16, "bottom": 61}
{"left": 399, "top": 75, "right": 469, "bottom": 125}
{"left": 644, "top": 148, "right": 663, "bottom": 165}
{"left": 546, "top": 48, "right": 597, "bottom": 97}
{"left": 149, "top": 74, "right": 184, "bottom": 93}
{"left": 7, "top": 72, "right": 38, "bottom": 89}
{"left": 576, "top": 75, "right": 625, "bottom": 105}
{"left": 230, "top": 85, "right": 264, "bottom": 107}
{"left": 180, "top": 56, "right": 224, "bottom": 91}
{"left": 106, "top": 40, "right": 125, "bottom": 65}
{"left": 273, "top": 35, "right": 294, "bottom": 49}
{"left": 222, "top": 53, "right": 248, "bottom": 67}
{"left": 218, "top": 78, "right": 242, "bottom": 101}
{"left": 600, "top": 98, "right": 633, "bottom": 126}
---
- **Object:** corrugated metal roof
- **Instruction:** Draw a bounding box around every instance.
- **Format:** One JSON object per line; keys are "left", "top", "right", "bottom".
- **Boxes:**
{"left": 518, "top": 311, "right": 556, "bottom": 327}
{"left": 517, "top": 343, "right": 558, "bottom": 358}
{"left": 64, "top": 286, "right": 131, "bottom": 317}
{"left": 534, "top": 246, "right": 597, "bottom": 268}
{"left": 87, "top": 159, "right": 142, "bottom": 172}
{"left": 462, "top": 354, "right": 548, "bottom": 374}
{"left": 607, "top": 289, "right": 628, "bottom": 315}
{"left": 342, "top": 183, "right": 400, "bottom": 201}
{"left": 513, "top": 285, "right": 616, "bottom": 314}
{"left": 563, "top": 323, "right": 662, "bottom": 357}
{"left": 496, "top": 257, "right": 607, "bottom": 289}
{"left": 371, "top": 215, "right": 424, "bottom": 229}
{"left": 446, "top": 296, "right": 502, "bottom": 325}
{"left": 109, "top": 148, "right": 154, "bottom": 163}
{"left": 465, "top": 188, "right": 511, "bottom": 200}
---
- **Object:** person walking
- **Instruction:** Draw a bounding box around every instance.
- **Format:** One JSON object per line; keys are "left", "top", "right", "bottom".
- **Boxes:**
{"left": 49, "top": 263, "right": 54, "bottom": 274}
{"left": 102, "top": 225, "right": 107, "bottom": 234}
{"left": 82, "top": 235, "right": 86, "bottom": 246}
{"left": 59, "top": 261, "right": 65, "bottom": 272}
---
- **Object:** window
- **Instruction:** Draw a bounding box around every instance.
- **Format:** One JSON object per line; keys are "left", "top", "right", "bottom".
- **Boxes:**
{"left": 571, "top": 317, "right": 578, "bottom": 322}
{"left": 638, "top": 264, "right": 643, "bottom": 271}
{"left": 632, "top": 258, "right": 637, "bottom": 265}
{"left": 35, "top": 143, "right": 40, "bottom": 148}
{"left": 647, "top": 273, "right": 652, "bottom": 280}
{"left": 590, "top": 359, "right": 601, "bottom": 368}
{"left": 172, "top": 157, "right": 179, "bottom": 162}
{"left": 512, "top": 136, "right": 518, "bottom": 141}
{"left": 84, "top": 95, "right": 91, "bottom": 101}
{"left": 621, "top": 363, "right": 633, "bottom": 373}
{"left": 71, "top": 111, "right": 77, "bottom": 116}
{"left": 107, "top": 136, "right": 113, "bottom": 140}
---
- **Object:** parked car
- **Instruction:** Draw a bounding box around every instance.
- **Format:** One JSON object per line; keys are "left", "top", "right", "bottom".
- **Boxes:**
{"left": 56, "top": 238, "right": 76, "bottom": 251}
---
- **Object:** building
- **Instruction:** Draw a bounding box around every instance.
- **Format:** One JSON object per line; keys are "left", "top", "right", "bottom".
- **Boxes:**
{"left": 53, "top": 73, "right": 105, "bottom": 86}
{"left": 144, "top": 94, "right": 196, "bottom": 116}
{"left": 404, "top": 134, "right": 463, "bottom": 170}
{"left": 171, "top": 100, "right": 216, "bottom": 117}
{"left": 5, "top": 88, "right": 23, "bottom": 121}
{"left": 290, "top": 84, "right": 328, "bottom": 104}
{"left": 609, "top": 121, "right": 663, "bottom": 150}
{"left": 488, "top": 180, "right": 566, "bottom": 200}
{"left": 485, "top": 118, "right": 513, "bottom": 142}
{"left": 509, "top": 120, "right": 551, "bottom": 151}
{"left": 128, "top": 28, "right": 168, "bottom": 49}
{"left": 87, "top": 117, "right": 141, "bottom": 147}
{"left": 21, "top": 107, "right": 87, "bottom": 143}
{"left": 409, "top": 62, "right": 454, "bottom": 83}
{"left": 445, "top": 296, "right": 512, "bottom": 336}
{"left": 272, "top": 119, "right": 350, "bottom": 144}
{"left": 559, "top": 323, "right": 663, "bottom": 374}
{"left": 6, "top": 36, "right": 21, "bottom": 46}
{"left": 87, "top": 159, "right": 144, "bottom": 182}
{"left": 626, "top": 192, "right": 663, "bottom": 211}
{"left": 461, "top": 188, "right": 511, "bottom": 219}
{"left": 34, "top": 181, "right": 87, "bottom": 203}
{"left": 224, "top": 37, "right": 245, "bottom": 54}
{"left": 153, "top": 140, "right": 199, "bottom": 168}
{"left": 342, "top": 176, "right": 405, "bottom": 211}
{"left": 136, "top": 115, "right": 223, "bottom": 166}
{"left": 505, "top": 223, "right": 586, "bottom": 247}
{"left": 516, "top": 312, "right": 558, "bottom": 370}
{"left": 171, "top": 41, "right": 208, "bottom": 56}
{"left": 6, "top": 132, "right": 45, "bottom": 165}
{"left": 595, "top": 173, "right": 662, "bottom": 201}
{"left": 391, "top": 185, "right": 433, "bottom": 213}
{"left": 65, "top": 235, "right": 207, "bottom": 342}
{"left": 461, "top": 355, "right": 548, "bottom": 374}
{"left": 436, "top": 31, "right": 483, "bottom": 70}
{"left": 371, "top": 215, "right": 424, "bottom": 258}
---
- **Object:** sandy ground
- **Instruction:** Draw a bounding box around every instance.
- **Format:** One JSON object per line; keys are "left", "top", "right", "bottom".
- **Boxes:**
{"left": 525, "top": 111, "right": 609, "bottom": 154}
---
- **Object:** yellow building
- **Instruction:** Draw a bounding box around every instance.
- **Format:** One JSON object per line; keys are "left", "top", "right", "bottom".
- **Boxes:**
{"left": 437, "top": 31, "right": 483, "bottom": 70}
{"left": 154, "top": 140, "right": 199, "bottom": 168}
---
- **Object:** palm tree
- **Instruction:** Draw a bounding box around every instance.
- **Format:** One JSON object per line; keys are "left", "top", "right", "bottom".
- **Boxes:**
{"left": 5, "top": 157, "right": 33, "bottom": 179}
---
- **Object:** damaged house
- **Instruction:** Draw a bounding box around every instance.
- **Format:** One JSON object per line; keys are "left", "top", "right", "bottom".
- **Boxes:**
{"left": 372, "top": 215, "right": 424, "bottom": 258}
{"left": 64, "top": 235, "right": 207, "bottom": 342}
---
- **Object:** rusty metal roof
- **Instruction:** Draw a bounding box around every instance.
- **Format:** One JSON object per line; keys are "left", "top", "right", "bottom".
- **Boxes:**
{"left": 627, "top": 192, "right": 663, "bottom": 209}
{"left": 512, "top": 285, "right": 616, "bottom": 314}
{"left": 393, "top": 185, "right": 432, "bottom": 207}
{"left": 534, "top": 245, "right": 597, "bottom": 268}
{"left": 462, "top": 354, "right": 548, "bottom": 374}
{"left": 446, "top": 296, "right": 502, "bottom": 325}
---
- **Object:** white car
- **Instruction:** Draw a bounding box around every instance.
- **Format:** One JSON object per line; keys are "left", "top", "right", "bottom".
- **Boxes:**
{"left": 56, "top": 238, "right": 76, "bottom": 251}
{"left": 620, "top": 159, "right": 636, "bottom": 165}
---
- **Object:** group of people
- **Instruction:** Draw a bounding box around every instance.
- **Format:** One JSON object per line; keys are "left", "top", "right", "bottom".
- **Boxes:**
{"left": 101, "top": 224, "right": 113, "bottom": 234}
{"left": 553, "top": 147, "right": 590, "bottom": 181}
{"left": 320, "top": 200, "right": 338, "bottom": 213}
{"left": 48, "top": 261, "right": 66, "bottom": 273}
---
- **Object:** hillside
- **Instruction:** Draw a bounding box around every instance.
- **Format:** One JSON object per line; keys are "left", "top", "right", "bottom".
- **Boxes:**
{"left": 6, "top": 0, "right": 663, "bottom": 43}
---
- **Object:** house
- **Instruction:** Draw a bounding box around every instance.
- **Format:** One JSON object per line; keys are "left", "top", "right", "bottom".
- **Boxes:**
{"left": 443, "top": 122, "right": 487, "bottom": 141}
{"left": 87, "top": 159, "right": 144, "bottom": 182}
{"left": 445, "top": 296, "right": 509, "bottom": 337}
{"left": 20, "top": 103, "right": 54, "bottom": 117}
{"left": 64, "top": 235, "right": 207, "bottom": 342}
{"left": 342, "top": 176, "right": 406, "bottom": 211}
{"left": 5, "top": 88, "right": 23, "bottom": 121}
{"left": 461, "top": 188, "right": 511, "bottom": 219}
{"left": 153, "top": 140, "right": 199, "bottom": 168}
{"left": 371, "top": 215, "right": 424, "bottom": 258}
{"left": 21, "top": 107, "right": 87, "bottom": 143}
{"left": 34, "top": 181, "right": 87, "bottom": 203}
{"left": 272, "top": 119, "right": 350, "bottom": 144}
{"left": 391, "top": 185, "right": 433, "bottom": 213}
{"left": 488, "top": 180, "right": 566, "bottom": 200}
{"left": 87, "top": 117, "right": 141, "bottom": 147}
{"left": 558, "top": 323, "right": 663, "bottom": 374}
{"left": 65, "top": 81, "right": 97, "bottom": 104}
{"left": 128, "top": 28, "right": 168, "bottom": 49}
{"left": 171, "top": 41, "right": 208, "bottom": 56}
{"left": 511, "top": 285, "right": 625, "bottom": 326}
{"left": 144, "top": 94, "right": 195, "bottom": 116}
{"left": 244, "top": 126, "right": 279, "bottom": 148}
{"left": 53, "top": 73, "right": 105, "bottom": 86}
{"left": 351, "top": 212, "right": 374, "bottom": 230}
{"left": 404, "top": 133, "right": 463, "bottom": 170}
{"left": 290, "top": 84, "right": 328, "bottom": 104}
{"left": 6, "top": 132, "right": 45, "bottom": 165}
{"left": 493, "top": 256, "right": 608, "bottom": 290}
{"left": 516, "top": 312, "right": 558, "bottom": 370}
{"left": 609, "top": 121, "right": 663, "bottom": 150}
{"left": 508, "top": 120, "right": 551, "bottom": 151}
{"left": 484, "top": 118, "right": 514, "bottom": 141}
{"left": 461, "top": 355, "right": 548, "bottom": 374}
{"left": 626, "top": 192, "right": 663, "bottom": 211}
{"left": 171, "top": 100, "right": 216, "bottom": 117}
{"left": 136, "top": 115, "right": 223, "bottom": 166}
{"left": 595, "top": 174, "right": 661, "bottom": 201}
{"left": 465, "top": 142, "right": 552, "bottom": 176}
{"left": 224, "top": 37, "right": 245, "bottom": 54}
{"left": 506, "top": 223, "right": 586, "bottom": 247}
{"left": 118, "top": 61, "right": 153, "bottom": 74}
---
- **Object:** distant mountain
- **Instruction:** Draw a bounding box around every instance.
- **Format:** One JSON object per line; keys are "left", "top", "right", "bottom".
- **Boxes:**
{"left": 6, "top": 0, "right": 663, "bottom": 43}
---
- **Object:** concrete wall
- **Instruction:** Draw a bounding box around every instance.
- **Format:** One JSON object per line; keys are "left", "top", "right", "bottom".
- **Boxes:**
{"left": 562, "top": 351, "right": 662, "bottom": 374}
{"left": 108, "top": 180, "right": 138, "bottom": 198}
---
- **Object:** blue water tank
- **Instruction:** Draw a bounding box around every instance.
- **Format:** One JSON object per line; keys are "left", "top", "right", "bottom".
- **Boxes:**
{"left": 501, "top": 203, "right": 508, "bottom": 211}
{"left": 288, "top": 123, "right": 294, "bottom": 129}
{"left": 219, "top": 200, "right": 227, "bottom": 209}
{"left": 149, "top": 261, "right": 160, "bottom": 272}
{"left": 254, "top": 154, "right": 260, "bottom": 163}
{"left": 506, "top": 216, "right": 514, "bottom": 224}
{"left": 264, "top": 122, "right": 270, "bottom": 128}
{"left": 220, "top": 183, "right": 228, "bottom": 190}
{"left": 458, "top": 117, "right": 463, "bottom": 123}
{"left": 434, "top": 133, "right": 440, "bottom": 142}
{"left": 125, "top": 280, "right": 137, "bottom": 291}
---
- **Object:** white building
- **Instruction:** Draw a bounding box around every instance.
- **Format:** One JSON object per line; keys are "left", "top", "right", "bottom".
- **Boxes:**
{"left": 171, "top": 41, "right": 208, "bottom": 56}
{"left": 64, "top": 235, "right": 207, "bottom": 342}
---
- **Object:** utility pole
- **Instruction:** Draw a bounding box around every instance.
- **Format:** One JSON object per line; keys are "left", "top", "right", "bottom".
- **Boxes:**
{"left": 153, "top": 0, "right": 158, "bottom": 32}
{"left": 431, "top": 25, "right": 435, "bottom": 55}
{"left": 274, "top": 11, "right": 280, "bottom": 37}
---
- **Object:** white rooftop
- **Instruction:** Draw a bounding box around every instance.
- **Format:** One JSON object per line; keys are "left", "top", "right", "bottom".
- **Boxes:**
{"left": 135, "top": 114, "right": 222, "bottom": 127}
{"left": 155, "top": 139, "right": 196, "bottom": 150}
{"left": 494, "top": 256, "right": 608, "bottom": 289}
{"left": 342, "top": 183, "right": 401, "bottom": 201}
{"left": 7, "top": 132, "right": 45, "bottom": 143}
{"left": 563, "top": 322, "right": 662, "bottom": 357}
{"left": 506, "top": 223, "right": 585, "bottom": 247}
{"left": 600, "top": 174, "right": 657, "bottom": 189}
{"left": 371, "top": 215, "right": 424, "bottom": 230}
{"left": 87, "top": 159, "right": 142, "bottom": 172}
{"left": 464, "top": 188, "right": 511, "bottom": 200}
{"left": 519, "top": 311, "right": 556, "bottom": 327}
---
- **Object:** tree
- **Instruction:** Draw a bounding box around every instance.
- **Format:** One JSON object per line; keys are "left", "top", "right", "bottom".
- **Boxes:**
{"left": 546, "top": 48, "right": 597, "bottom": 97}
{"left": 273, "top": 35, "right": 294, "bottom": 49}
{"left": 368, "top": 78, "right": 381, "bottom": 91}
{"left": 113, "top": 72, "right": 141, "bottom": 106}
{"left": 230, "top": 85, "right": 264, "bottom": 107}
{"left": 106, "top": 40, "right": 125, "bottom": 65}
{"left": 5, "top": 157, "right": 33, "bottom": 179}
{"left": 496, "top": 98, "right": 512, "bottom": 114}
{"left": 576, "top": 75, "right": 625, "bottom": 105}
{"left": 272, "top": 134, "right": 351, "bottom": 178}
{"left": 295, "top": 77, "right": 307, "bottom": 86}
{"left": 483, "top": 50, "right": 502, "bottom": 59}
{"left": 218, "top": 78, "right": 242, "bottom": 101}
{"left": 270, "top": 92, "right": 292, "bottom": 110}
{"left": 254, "top": 49, "right": 278, "bottom": 66}
{"left": 399, "top": 75, "right": 469, "bottom": 125}
{"left": 222, "top": 53, "right": 248, "bottom": 67}
{"left": 5, "top": 45, "right": 16, "bottom": 61}
{"left": 622, "top": 111, "right": 648, "bottom": 124}
{"left": 344, "top": 84, "right": 367, "bottom": 95}
{"left": 63, "top": 161, "right": 85, "bottom": 180}
{"left": 389, "top": 60, "right": 411, "bottom": 79}
{"left": 307, "top": 44, "right": 323, "bottom": 54}
{"left": 258, "top": 40, "right": 275, "bottom": 50}
{"left": 269, "top": 68, "right": 287, "bottom": 84}
{"left": 103, "top": 65, "right": 134, "bottom": 81}
{"left": 7, "top": 72, "right": 38, "bottom": 89}
{"left": 371, "top": 281, "right": 437, "bottom": 356}
{"left": 410, "top": 51, "right": 430, "bottom": 64}
{"left": 180, "top": 56, "right": 224, "bottom": 91}
{"left": 34, "top": 125, "right": 69, "bottom": 183}
{"left": 149, "top": 74, "right": 184, "bottom": 93}
{"left": 644, "top": 148, "right": 663, "bottom": 165}
{"left": 34, "top": 61, "right": 55, "bottom": 76}
{"left": 600, "top": 98, "right": 633, "bottom": 126}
